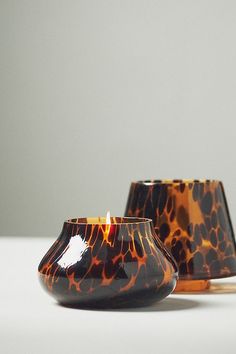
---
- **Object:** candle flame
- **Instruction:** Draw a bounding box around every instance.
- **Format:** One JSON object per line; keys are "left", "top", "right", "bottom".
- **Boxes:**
{"left": 104, "top": 211, "right": 112, "bottom": 246}
{"left": 106, "top": 211, "right": 111, "bottom": 224}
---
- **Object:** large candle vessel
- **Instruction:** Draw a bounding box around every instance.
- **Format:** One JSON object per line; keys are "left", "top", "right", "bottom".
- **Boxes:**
{"left": 125, "top": 180, "right": 236, "bottom": 292}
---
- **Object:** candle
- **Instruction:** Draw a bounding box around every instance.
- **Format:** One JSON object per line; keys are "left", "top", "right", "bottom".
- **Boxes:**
{"left": 38, "top": 214, "right": 177, "bottom": 308}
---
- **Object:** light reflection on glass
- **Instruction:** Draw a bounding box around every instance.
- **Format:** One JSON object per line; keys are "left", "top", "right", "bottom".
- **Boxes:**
{"left": 57, "top": 235, "right": 88, "bottom": 268}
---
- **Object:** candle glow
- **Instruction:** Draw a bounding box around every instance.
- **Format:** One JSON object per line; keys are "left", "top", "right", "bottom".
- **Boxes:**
{"left": 104, "top": 211, "right": 111, "bottom": 245}
{"left": 106, "top": 211, "right": 111, "bottom": 224}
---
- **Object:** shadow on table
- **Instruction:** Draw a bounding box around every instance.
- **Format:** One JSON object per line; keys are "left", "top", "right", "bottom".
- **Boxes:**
{"left": 58, "top": 297, "right": 200, "bottom": 312}
{"left": 174, "top": 282, "right": 236, "bottom": 295}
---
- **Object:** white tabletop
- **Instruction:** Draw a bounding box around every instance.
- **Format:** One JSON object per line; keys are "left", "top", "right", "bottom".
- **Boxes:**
{"left": 1, "top": 237, "right": 236, "bottom": 354}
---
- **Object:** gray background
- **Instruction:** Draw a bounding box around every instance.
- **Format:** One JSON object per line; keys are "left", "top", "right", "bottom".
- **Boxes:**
{"left": 1, "top": 0, "right": 236, "bottom": 236}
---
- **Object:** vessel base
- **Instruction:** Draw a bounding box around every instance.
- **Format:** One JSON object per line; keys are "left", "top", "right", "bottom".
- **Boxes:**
{"left": 174, "top": 279, "right": 210, "bottom": 293}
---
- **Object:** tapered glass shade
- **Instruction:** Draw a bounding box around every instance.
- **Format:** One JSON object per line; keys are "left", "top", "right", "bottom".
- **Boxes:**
{"left": 125, "top": 180, "right": 236, "bottom": 287}
{"left": 38, "top": 217, "right": 178, "bottom": 307}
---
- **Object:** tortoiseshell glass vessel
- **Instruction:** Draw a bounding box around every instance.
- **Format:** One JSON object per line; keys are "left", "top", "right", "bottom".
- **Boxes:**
{"left": 38, "top": 217, "right": 178, "bottom": 308}
{"left": 125, "top": 180, "right": 236, "bottom": 292}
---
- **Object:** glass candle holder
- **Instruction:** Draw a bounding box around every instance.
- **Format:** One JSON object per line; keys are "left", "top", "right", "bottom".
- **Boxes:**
{"left": 125, "top": 180, "right": 236, "bottom": 292}
{"left": 38, "top": 216, "right": 178, "bottom": 308}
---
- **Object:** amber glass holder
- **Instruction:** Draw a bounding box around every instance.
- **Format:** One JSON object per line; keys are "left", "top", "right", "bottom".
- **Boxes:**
{"left": 125, "top": 180, "right": 236, "bottom": 292}
{"left": 38, "top": 216, "right": 178, "bottom": 308}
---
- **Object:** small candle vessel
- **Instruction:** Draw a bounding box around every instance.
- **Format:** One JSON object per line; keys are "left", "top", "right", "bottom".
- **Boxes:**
{"left": 125, "top": 180, "right": 236, "bottom": 292}
{"left": 38, "top": 215, "right": 178, "bottom": 308}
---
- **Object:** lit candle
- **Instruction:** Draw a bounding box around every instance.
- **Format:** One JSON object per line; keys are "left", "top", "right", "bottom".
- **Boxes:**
{"left": 38, "top": 214, "right": 177, "bottom": 308}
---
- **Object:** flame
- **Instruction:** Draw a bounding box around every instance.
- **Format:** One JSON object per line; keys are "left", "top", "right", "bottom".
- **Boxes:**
{"left": 104, "top": 211, "right": 112, "bottom": 245}
{"left": 106, "top": 211, "right": 111, "bottom": 224}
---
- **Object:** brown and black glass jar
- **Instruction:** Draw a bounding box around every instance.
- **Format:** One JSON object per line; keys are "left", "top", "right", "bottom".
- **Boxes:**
{"left": 38, "top": 216, "right": 178, "bottom": 308}
{"left": 125, "top": 180, "right": 236, "bottom": 292}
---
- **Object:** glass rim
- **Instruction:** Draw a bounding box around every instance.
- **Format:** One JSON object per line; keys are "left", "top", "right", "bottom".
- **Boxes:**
{"left": 134, "top": 179, "right": 221, "bottom": 186}
{"left": 65, "top": 216, "right": 153, "bottom": 226}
